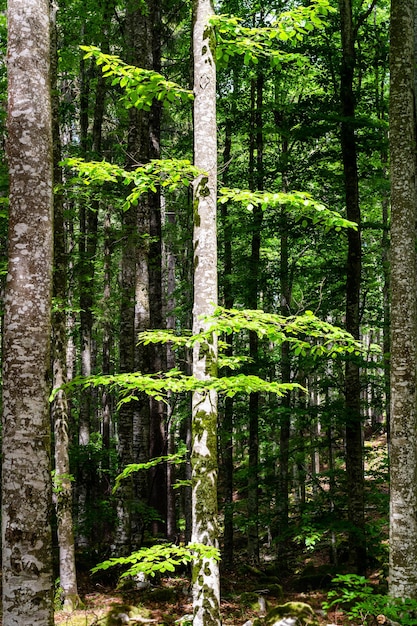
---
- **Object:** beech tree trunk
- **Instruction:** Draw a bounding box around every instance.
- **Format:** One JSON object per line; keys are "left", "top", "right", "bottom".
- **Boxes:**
{"left": 191, "top": 0, "right": 221, "bottom": 623}
{"left": 389, "top": 0, "right": 417, "bottom": 597}
{"left": 50, "top": 5, "right": 79, "bottom": 610}
{"left": 2, "top": 0, "right": 54, "bottom": 621}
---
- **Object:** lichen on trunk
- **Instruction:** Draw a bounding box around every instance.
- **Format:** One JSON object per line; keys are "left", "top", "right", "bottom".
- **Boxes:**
{"left": 191, "top": 0, "right": 221, "bottom": 623}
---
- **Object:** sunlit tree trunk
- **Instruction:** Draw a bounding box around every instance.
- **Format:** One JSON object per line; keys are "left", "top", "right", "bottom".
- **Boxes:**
{"left": 191, "top": 0, "right": 221, "bottom": 623}
{"left": 389, "top": 0, "right": 417, "bottom": 597}
{"left": 2, "top": 0, "right": 54, "bottom": 620}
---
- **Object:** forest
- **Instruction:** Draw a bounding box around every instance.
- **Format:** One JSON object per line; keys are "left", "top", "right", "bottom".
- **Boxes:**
{"left": 2, "top": 0, "right": 417, "bottom": 623}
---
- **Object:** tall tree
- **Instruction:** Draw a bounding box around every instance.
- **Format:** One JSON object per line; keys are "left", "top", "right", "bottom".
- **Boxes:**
{"left": 50, "top": 1, "right": 79, "bottom": 609}
{"left": 2, "top": 0, "right": 54, "bottom": 620}
{"left": 247, "top": 71, "right": 264, "bottom": 564}
{"left": 191, "top": 0, "right": 221, "bottom": 623}
{"left": 388, "top": 0, "right": 417, "bottom": 597}
{"left": 339, "top": 0, "right": 366, "bottom": 571}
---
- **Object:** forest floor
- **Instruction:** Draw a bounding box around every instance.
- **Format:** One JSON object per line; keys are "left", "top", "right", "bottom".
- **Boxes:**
{"left": 54, "top": 428, "right": 389, "bottom": 626}
{"left": 53, "top": 564, "right": 360, "bottom": 626}
{"left": 40, "top": 436, "right": 396, "bottom": 624}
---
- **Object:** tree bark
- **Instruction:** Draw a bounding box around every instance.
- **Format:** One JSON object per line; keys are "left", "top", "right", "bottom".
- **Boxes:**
{"left": 2, "top": 0, "right": 54, "bottom": 620}
{"left": 389, "top": 0, "right": 417, "bottom": 597}
{"left": 191, "top": 0, "right": 221, "bottom": 623}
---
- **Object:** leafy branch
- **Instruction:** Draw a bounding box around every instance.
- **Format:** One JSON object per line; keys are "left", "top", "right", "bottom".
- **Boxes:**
{"left": 81, "top": 46, "right": 193, "bottom": 111}
{"left": 210, "top": 0, "right": 335, "bottom": 67}
{"left": 62, "top": 158, "right": 203, "bottom": 211}
{"left": 91, "top": 543, "right": 220, "bottom": 581}
{"left": 139, "top": 307, "right": 366, "bottom": 358}
{"left": 51, "top": 369, "right": 306, "bottom": 405}
{"left": 51, "top": 307, "right": 377, "bottom": 406}
{"left": 219, "top": 188, "right": 357, "bottom": 232}
{"left": 113, "top": 453, "right": 186, "bottom": 494}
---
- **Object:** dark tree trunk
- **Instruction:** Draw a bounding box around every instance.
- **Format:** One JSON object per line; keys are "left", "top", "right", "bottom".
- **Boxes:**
{"left": 339, "top": 0, "right": 366, "bottom": 572}
{"left": 220, "top": 115, "right": 234, "bottom": 567}
{"left": 147, "top": 0, "right": 167, "bottom": 536}
{"left": 278, "top": 221, "right": 291, "bottom": 562}
{"left": 247, "top": 74, "right": 263, "bottom": 564}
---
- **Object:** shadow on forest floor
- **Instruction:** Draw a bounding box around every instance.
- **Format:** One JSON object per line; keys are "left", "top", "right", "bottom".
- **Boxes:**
{"left": 53, "top": 567, "right": 359, "bottom": 626}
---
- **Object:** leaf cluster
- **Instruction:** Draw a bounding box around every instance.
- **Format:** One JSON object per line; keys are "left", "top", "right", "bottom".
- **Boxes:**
{"left": 323, "top": 575, "right": 417, "bottom": 625}
{"left": 210, "top": 0, "right": 335, "bottom": 67}
{"left": 51, "top": 307, "right": 379, "bottom": 405}
{"left": 146, "top": 307, "right": 366, "bottom": 359}
{"left": 112, "top": 452, "right": 186, "bottom": 494}
{"left": 80, "top": 46, "right": 193, "bottom": 111}
{"left": 91, "top": 542, "right": 220, "bottom": 580}
{"left": 62, "top": 158, "right": 203, "bottom": 211}
{"left": 219, "top": 188, "right": 357, "bottom": 232}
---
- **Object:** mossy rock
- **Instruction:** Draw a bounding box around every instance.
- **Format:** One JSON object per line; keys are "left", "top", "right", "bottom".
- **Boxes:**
{"left": 264, "top": 601, "right": 319, "bottom": 626}
{"left": 265, "top": 584, "right": 283, "bottom": 599}
{"left": 240, "top": 592, "right": 265, "bottom": 611}
{"left": 105, "top": 603, "right": 151, "bottom": 625}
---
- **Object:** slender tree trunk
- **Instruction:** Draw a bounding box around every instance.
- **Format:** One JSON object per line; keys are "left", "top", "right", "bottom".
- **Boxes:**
{"left": 388, "top": 0, "right": 417, "bottom": 597}
{"left": 220, "top": 116, "right": 234, "bottom": 568}
{"left": 147, "top": 0, "right": 167, "bottom": 536}
{"left": 101, "top": 211, "right": 113, "bottom": 479}
{"left": 115, "top": 0, "right": 159, "bottom": 551}
{"left": 339, "top": 0, "right": 366, "bottom": 572}
{"left": 165, "top": 200, "right": 177, "bottom": 540}
{"left": 381, "top": 171, "right": 390, "bottom": 448}
{"left": 277, "top": 130, "right": 291, "bottom": 561}
{"left": 278, "top": 221, "right": 291, "bottom": 560}
{"left": 247, "top": 73, "right": 263, "bottom": 564}
{"left": 50, "top": 3, "right": 80, "bottom": 609}
{"left": 2, "top": 0, "right": 54, "bottom": 620}
{"left": 76, "top": 40, "right": 101, "bottom": 547}
{"left": 192, "top": 0, "right": 220, "bottom": 623}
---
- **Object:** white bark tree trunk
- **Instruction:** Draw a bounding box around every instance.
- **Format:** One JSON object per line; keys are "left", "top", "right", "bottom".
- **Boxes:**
{"left": 389, "top": 0, "right": 417, "bottom": 598}
{"left": 2, "top": 0, "right": 54, "bottom": 621}
{"left": 191, "top": 1, "right": 220, "bottom": 624}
